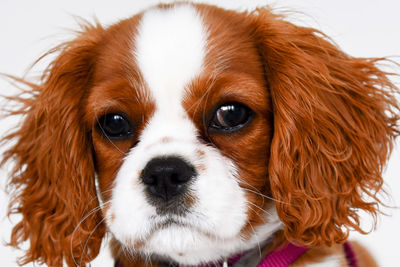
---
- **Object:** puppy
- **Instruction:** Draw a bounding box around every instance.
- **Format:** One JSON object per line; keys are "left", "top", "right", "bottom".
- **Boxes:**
{"left": 2, "top": 3, "right": 399, "bottom": 267}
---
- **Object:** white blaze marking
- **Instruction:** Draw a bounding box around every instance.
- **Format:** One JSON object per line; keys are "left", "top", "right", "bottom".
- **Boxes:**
{"left": 135, "top": 4, "right": 206, "bottom": 113}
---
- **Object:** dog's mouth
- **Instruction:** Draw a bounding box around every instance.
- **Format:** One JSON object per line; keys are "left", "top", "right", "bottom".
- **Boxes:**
{"left": 128, "top": 214, "right": 217, "bottom": 246}
{"left": 122, "top": 216, "right": 205, "bottom": 257}
{"left": 150, "top": 215, "right": 200, "bottom": 234}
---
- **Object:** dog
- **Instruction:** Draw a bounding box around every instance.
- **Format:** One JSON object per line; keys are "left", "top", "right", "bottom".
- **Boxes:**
{"left": 2, "top": 2, "right": 399, "bottom": 267}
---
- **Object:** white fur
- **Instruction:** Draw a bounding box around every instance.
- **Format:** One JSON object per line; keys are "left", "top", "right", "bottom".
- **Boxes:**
{"left": 143, "top": 208, "right": 282, "bottom": 264}
{"left": 134, "top": 4, "right": 206, "bottom": 105}
{"left": 106, "top": 4, "right": 283, "bottom": 264}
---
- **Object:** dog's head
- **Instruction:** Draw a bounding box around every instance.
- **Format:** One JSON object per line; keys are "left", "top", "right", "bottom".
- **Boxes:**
{"left": 3, "top": 3, "right": 399, "bottom": 266}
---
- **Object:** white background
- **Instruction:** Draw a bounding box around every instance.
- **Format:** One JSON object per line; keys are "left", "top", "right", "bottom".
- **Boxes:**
{"left": 0, "top": 0, "right": 399, "bottom": 266}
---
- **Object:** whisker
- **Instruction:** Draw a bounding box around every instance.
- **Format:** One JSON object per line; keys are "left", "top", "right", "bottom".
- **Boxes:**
{"left": 246, "top": 204, "right": 267, "bottom": 222}
{"left": 246, "top": 221, "right": 262, "bottom": 260}
{"left": 239, "top": 179, "right": 295, "bottom": 207}
{"left": 70, "top": 201, "right": 111, "bottom": 267}
{"left": 80, "top": 188, "right": 114, "bottom": 218}
{"left": 247, "top": 201, "right": 272, "bottom": 216}
{"left": 80, "top": 216, "right": 107, "bottom": 267}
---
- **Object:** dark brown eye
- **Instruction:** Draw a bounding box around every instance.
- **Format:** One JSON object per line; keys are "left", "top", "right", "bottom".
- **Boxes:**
{"left": 209, "top": 102, "right": 253, "bottom": 133}
{"left": 97, "top": 113, "right": 133, "bottom": 140}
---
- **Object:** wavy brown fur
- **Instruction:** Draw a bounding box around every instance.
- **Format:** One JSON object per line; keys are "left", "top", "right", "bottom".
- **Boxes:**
{"left": 250, "top": 8, "right": 400, "bottom": 246}
{"left": 2, "top": 23, "right": 106, "bottom": 266}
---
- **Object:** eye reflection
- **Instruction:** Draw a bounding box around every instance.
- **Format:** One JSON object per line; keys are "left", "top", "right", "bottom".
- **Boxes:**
{"left": 209, "top": 102, "right": 253, "bottom": 133}
{"left": 97, "top": 113, "right": 133, "bottom": 140}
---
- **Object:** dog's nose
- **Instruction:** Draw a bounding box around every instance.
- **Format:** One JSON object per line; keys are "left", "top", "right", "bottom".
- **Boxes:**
{"left": 141, "top": 157, "right": 195, "bottom": 202}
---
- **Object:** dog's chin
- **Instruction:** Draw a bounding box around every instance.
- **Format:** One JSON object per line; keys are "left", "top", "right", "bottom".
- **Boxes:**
{"left": 131, "top": 223, "right": 243, "bottom": 265}
{"left": 110, "top": 214, "right": 246, "bottom": 265}
{"left": 113, "top": 207, "right": 282, "bottom": 266}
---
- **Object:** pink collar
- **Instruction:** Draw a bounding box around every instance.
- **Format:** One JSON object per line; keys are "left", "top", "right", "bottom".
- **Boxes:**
{"left": 218, "top": 243, "right": 307, "bottom": 267}
{"left": 115, "top": 241, "right": 358, "bottom": 267}
{"left": 257, "top": 243, "right": 308, "bottom": 267}
{"left": 255, "top": 241, "right": 358, "bottom": 267}
{"left": 255, "top": 242, "right": 358, "bottom": 267}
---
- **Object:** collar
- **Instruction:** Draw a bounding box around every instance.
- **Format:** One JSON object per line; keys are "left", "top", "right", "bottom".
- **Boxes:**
{"left": 115, "top": 241, "right": 358, "bottom": 267}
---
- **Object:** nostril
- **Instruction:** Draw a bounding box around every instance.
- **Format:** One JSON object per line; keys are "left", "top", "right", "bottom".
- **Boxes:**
{"left": 173, "top": 165, "right": 195, "bottom": 185}
{"left": 142, "top": 173, "right": 156, "bottom": 185}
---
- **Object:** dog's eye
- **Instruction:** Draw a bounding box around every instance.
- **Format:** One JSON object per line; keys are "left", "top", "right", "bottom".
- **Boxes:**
{"left": 97, "top": 113, "right": 133, "bottom": 140}
{"left": 209, "top": 102, "right": 253, "bottom": 133}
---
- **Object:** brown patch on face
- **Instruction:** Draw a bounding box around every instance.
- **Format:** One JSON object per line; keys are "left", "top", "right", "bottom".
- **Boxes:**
{"left": 85, "top": 14, "right": 156, "bottom": 204}
{"left": 144, "top": 136, "right": 173, "bottom": 150}
{"left": 196, "top": 149, "right": 205, "bottom": 158}
{"left": 182, "top": 4, "right": 274, "bottom": 238}
{"left": 195, "top": 163, "right": 206, "bottom": 172}
{"left": 183, "top": 193, "right": 197, "bottom": 207}
{"left": 161, "top": 136, "right": 172, "bottom": 143}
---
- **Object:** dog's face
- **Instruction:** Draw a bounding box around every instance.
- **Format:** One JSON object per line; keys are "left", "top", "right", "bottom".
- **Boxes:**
{"left": 88, "top": 5, "right": 278, "bottom": 263}
{"left": 3, "top": 3, "right": 398, "bottom": 267}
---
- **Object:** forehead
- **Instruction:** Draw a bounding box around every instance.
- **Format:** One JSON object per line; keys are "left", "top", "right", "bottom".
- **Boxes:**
{"left": 135, "top": 5, "right": 206, "bottom": 102}
{"left": 90, "top": 4, "right": 268, "bottom": 116}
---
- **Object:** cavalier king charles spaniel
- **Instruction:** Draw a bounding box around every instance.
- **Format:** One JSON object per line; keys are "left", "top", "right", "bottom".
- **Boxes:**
{"left": 2, "top": 2, "right": 399, "bottom": 267}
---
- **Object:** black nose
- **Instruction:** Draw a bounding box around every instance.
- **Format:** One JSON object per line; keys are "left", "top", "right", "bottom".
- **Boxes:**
{"left": 141, "top": 157, "right": 196, "bottom": 202}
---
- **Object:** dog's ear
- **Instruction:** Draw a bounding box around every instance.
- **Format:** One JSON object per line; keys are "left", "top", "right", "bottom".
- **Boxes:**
{"left": 250, "top": 9, "right": 399, "bottom": 246}
{"left": 2, "top": 23, "right": 105, "bottom": 266}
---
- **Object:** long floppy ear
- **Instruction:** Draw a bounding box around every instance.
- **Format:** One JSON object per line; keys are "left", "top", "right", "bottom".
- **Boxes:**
{"left": 250, "top": 9, "right": 399, "bottom": 246}
{"left": 2, "top": 23, "right": 105, "bottom": 266}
